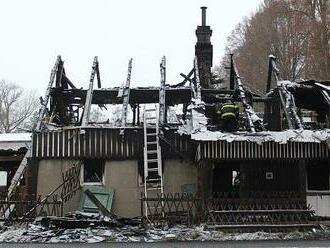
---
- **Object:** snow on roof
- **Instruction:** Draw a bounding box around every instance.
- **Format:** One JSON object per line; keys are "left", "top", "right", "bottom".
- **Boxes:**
{"left": 183, "top": 129, "right": 330, "bottom": 144}
{"left": 277, "top": 80, "right": 300, "bottom": 88}
{"left": 0, "top": 133, "right": 31, "bottom": 143}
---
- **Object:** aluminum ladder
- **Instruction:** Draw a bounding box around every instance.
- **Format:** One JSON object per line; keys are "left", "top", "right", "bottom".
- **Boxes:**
{"left": 143, "top": 105, "right": 164, "bottom": 218}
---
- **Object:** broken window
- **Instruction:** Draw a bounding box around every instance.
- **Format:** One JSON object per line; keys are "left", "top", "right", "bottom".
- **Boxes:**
{"left": 82, "top": 159, "right": 105, "bottom": 184}
{"left": 232, "top": 171, "right": 240, "bottom": 186}
{"left": 307, "top": 162, "right": 330, "bottom": 191}
{"left": 212, "top": 164, "right": 240, "bottom": 193}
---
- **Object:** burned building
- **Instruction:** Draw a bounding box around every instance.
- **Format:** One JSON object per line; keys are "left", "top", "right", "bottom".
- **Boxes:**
{"left": 2, "top": 7, "right": 330, "bottom": 229}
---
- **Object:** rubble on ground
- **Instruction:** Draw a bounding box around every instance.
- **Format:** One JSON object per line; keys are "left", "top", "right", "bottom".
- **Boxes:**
{"left": 0, "top": 212, "right": 329, "bottom": 243}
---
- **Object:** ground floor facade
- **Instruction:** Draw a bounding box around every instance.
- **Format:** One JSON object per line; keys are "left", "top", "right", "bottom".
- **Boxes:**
{"left": 34, "top": 156, "right": 330, "bottom": 218}
{"left": 27, "top": 128, "right": 329, "bottom": 224}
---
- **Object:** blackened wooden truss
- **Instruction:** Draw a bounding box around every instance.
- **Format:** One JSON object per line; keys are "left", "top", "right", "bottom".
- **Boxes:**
{"left": 81, "top": 56, "right": 101, "bottom": 127}
{"left": 159, "top": 56, "right": 166, "bottom": 126}
{"left": 35, "top": 55, "right": 330, "bottom": 135}
{"left": 230, "top": 55, "right": 265, "bottom": 132}
{"left": 119, "top": 58, "right": 133, "bottom": 134}
{"left": 267, "top": 56, "right": 303, "bottom": 129}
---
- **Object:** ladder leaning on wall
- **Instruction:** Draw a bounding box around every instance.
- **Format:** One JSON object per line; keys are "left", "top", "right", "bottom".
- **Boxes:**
{"left": 143, "top": 104, "right": 164, "bottom": 218}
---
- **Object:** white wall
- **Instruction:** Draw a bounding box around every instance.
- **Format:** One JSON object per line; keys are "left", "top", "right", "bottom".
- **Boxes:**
{"left": 307, "top": 194, "right": 330, "bottom": 217}
{"left": 37, "top": 159, "right": 197, "bottom": 218}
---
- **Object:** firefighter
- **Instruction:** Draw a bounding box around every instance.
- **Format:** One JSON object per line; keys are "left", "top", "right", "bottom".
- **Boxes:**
{"left": 216, "top": 101, "right": 239, "bottom": 132}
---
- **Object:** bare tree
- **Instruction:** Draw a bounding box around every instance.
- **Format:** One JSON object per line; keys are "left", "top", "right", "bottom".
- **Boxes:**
{"left": 297, "top": 0, "right": 330, "bottom": 80}
{"left": 0, "top": 80, "right": 38, "bottom": 133}
{"left": 220, "top": 0, "right": 329, "bottom": 91}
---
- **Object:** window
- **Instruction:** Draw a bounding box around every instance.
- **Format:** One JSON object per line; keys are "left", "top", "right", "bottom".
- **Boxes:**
{"left": 82, "top": 159, "right": 105, "bottom": 184}
{"left": 232, "top": 171, "right": 240, "bottom": 186}
{"left": 0, "top": 171, "right": 7, "bottom": 187}
{"left": 307, "top": 163, "right": 330, "bottom": 191}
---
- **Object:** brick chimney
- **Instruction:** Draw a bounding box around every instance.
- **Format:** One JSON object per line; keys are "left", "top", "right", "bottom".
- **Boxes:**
{"left": 195, "top": 6, "right": 213, "bottom": 88}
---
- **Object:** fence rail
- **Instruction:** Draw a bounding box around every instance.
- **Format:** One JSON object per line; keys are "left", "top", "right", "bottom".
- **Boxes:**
{"left": 0, "top": 194, "right": 63, "bottom": 222}
{"left": 0, "top": 162, "right": 81, "bottom": 223}
{"left": 141, "top": 192, "right": 313, "bottom": 228}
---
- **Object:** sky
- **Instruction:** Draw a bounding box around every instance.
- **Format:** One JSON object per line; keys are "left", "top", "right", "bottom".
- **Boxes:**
{"left": 0, "top": 0, "right": 263, "bottom": 95}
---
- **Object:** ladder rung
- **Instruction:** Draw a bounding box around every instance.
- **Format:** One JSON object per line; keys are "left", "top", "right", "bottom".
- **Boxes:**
{"left": 147, "top": 142, "right": 157, "bottom": 145}
{"left": 147, "top": 159, "right": 158, "bottom": 163}
{"left": 146, "top": 124, "right": 156, "bottom": 127}
{"left": 146, "top": 117, "right": 156, "bottom": 120}
{"left": 148, "top": 168, "right": 159, "bottom": 172}
{"left": 147, "top": 150, "right": 157, "bottom": 154}
{"left": 146, "top": 178, "right": 161, "bottom": 182}
{"left": 145, "top": 109, "right": 156, "bottom": 112}
{"left": 146, "top": 187, "right": 162, "bottom": 190}
{"left": 146, "top": 133, "right": 157, "bottom": 136}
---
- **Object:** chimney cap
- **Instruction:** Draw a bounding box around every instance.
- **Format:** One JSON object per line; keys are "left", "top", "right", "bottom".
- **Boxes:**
{"left": 201, "top": 6, "right": 207, "bottom": 26}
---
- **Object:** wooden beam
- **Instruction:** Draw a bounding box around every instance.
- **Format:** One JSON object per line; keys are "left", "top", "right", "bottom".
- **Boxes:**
{"left": 194, "top": 57, "right": 202, "bottom": 101}
{"left": 0, "top": 155, "right": 25, "bottom": 162}
{"left": 81, "top": 56, "right": 98, "bottom": 127}
{"left": 159, "top": 56, "right": 166, "bottom": 126}
{"left": 96, "top": 62, "right": 102, "bottom": 88}
{"left": 119, "top": 58, "right": 133, "bottom": 134}
{"left": 35, "top": 56, "right": 61, "bottom": 131}
{"left": 232, "top": 57, "right": 266, "bottom": 132}
{"left": 229, "top": 54, "right": 235, "bottom": 90}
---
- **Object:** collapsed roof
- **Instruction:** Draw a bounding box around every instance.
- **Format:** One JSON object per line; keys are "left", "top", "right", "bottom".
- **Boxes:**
{"left": 33, "top": 8, "right": 330, "bottom": 146}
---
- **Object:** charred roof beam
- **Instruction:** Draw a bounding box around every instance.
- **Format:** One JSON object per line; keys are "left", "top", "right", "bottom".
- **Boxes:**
{"left": 194, "top": 56, "right": 202, "bottom": 102}
{"left": 177, "top": 69, "right": 194, "bottom": 87}
{"left": 315, "top": 83, "right": 330, "bottom": 127}
{"left": 231, "top": 56, "right": 265, "bottom": 132}
{"left": 119, "top": 58, "right": 133, "bottom": 134}
{"left": 81, "top": 56, "right": 99, "bottom": 128}
{"left": 269, "top": 56, "right": 304, "bottom": 130}
{"left": 159, "top": 56, "right": 166, "bottom": 126}
{"left": 36, "top": 55, "right": 62, "bottom": 131}
{"left": 266, "top": 55, "right": 280, "bottom": 93}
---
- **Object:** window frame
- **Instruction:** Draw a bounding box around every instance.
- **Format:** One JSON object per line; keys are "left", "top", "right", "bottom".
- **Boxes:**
{"left": 80, "top": 159, "right": 105, "bottom": 186}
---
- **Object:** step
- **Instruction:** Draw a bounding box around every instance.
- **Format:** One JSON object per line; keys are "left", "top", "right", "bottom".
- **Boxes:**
{"left": 147, "top": 168, "right": 159, "bottom": 172}
{"left": 146, "top": 133, "right": 157, "bottom": 136}
{"left": 147, "top": 141, "right": 157, "bottom": 145}
{"left": 147, "top": 150, "right": 157, "bottom": 154}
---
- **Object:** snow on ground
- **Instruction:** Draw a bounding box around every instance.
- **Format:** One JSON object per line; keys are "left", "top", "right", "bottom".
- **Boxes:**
{"left": 0, "top": 223, "right": 329, "bottom": 243}
{"left": 0, "top": 133, "right": 31, "bottom": 142}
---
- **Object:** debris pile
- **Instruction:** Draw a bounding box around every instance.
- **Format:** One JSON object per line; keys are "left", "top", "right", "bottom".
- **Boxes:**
{"left": 0, "top": 212, "right": 329, "bottom": 243}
